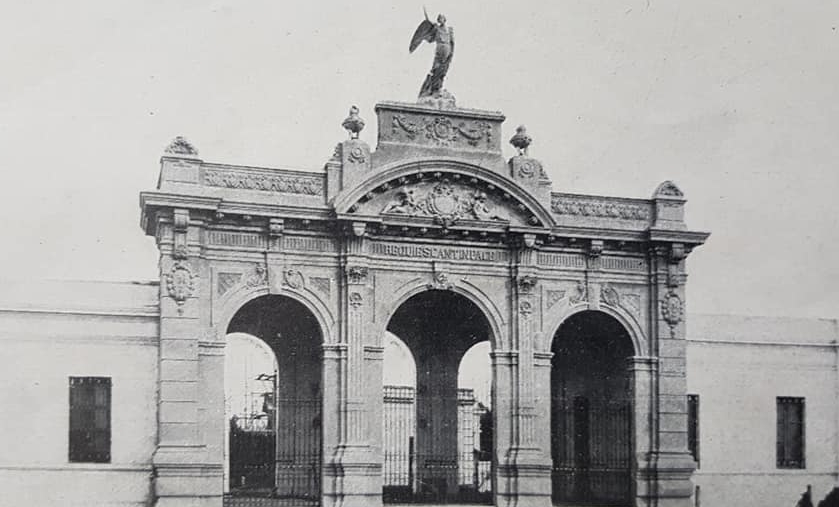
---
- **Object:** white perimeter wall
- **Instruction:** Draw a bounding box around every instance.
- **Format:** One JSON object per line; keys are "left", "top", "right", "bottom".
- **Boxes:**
{"left": 0, "top": 280, "right": 159, "bottom": 507}
{"left": 686, "top": 314, "right": 839, "bottom": 507}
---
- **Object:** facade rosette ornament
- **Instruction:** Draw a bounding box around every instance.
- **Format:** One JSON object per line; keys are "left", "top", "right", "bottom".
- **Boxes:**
{"left": 660, "top": 291, "right": 684, "bottom": 338}
{"left": 164, "top": 136, "right": 199, "bottom": 158}
{"left": 165, "top": 261, "right": 196, "bottom": 315}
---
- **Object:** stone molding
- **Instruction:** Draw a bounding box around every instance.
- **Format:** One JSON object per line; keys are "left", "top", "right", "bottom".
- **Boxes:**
{"left": 203, "top": 165, "right": 324, "bottom": 196}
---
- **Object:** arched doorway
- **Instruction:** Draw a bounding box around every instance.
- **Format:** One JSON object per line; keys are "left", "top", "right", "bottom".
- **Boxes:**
{"left": 551, "top": 311, "right": 634, "bottom": 506}
{"left": 382, "top": 290, "right": 494, "bottom": 505}
{"left": 224, "top": 295, "right": 323, "bottom": 506}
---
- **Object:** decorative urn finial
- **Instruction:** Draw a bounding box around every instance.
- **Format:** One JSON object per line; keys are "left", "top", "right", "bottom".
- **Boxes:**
{"left": 509, "top": 125, "right": 532, "bottom": 155}
{"left": 341, "top": 105, "right": 365, "bottom": 139}
{"left": 164, "top": 136, "right": 198, "bottom": 157}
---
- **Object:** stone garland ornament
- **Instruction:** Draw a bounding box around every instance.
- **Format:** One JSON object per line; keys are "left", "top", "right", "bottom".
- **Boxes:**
{"left": 551, "top": 196, "right": 651, "bottom": 221}
{"left": 165, "top": 262, "right": 195, "bottom": 315}
{"left": 391, "top": 114, "right": 492, "bottom": 148}
{"left": 382, "top": 179, "right": 506, "bottom": 226}
{"left": 204, "top": 168, "right": 324, "bottom": 196}
{"left": 660, "top": 291, "right": 684, "bottom": 337}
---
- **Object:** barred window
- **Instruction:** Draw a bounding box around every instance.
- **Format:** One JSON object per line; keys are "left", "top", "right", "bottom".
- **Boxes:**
{"left": 776, "top": 397, "right": 805, "bottom": 469}
{"left": 69, "top": 377, "right": 111, "bottom": 463}
{"left": 687, "top": 394, "right": 699, "bottom": 467}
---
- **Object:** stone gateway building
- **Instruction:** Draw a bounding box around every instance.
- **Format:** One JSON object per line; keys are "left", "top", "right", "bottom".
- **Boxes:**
{"left": 0, "top": 98, "right": 837, "bottom": 507}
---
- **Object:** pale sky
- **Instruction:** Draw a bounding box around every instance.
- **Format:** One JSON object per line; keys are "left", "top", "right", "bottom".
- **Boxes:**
{"left": 1, "top": 1, "right": 838, "bottom": 318}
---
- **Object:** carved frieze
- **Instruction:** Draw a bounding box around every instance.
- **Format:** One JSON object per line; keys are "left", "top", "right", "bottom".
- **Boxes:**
{"left": 551, "top": 195, "right": 651, "bottom": 220}
{"left": 382, "top": 179, "right": 506, "bottom": 226}
{"left": 204, "top": 167, "right": 324, "bottom": 196}
{"left": 392, "top": 114, "right": 492, "bottom": 149}
{"left": 537, "top": 252, "right": 586, "bottom": 268}
{"left": 207, "top": 230, "right": 265, "bottom": 249}
{"left": 165, "top": 261, "right": 195, "bottom": 314}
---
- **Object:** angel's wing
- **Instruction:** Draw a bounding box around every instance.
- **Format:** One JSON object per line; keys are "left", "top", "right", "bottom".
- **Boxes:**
{"left": 409, "top": 19, "right": 435, "bottom": 53}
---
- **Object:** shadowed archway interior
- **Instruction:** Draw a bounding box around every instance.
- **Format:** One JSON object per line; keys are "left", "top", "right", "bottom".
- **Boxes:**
{"left": 383, "top": 290, "right": 493, "bottom": 504}
{"left": 226, "top": 295, "right": 323, "bottom": 505}
{"left": 551, "top": 311, "right": 634, "bottom": 507}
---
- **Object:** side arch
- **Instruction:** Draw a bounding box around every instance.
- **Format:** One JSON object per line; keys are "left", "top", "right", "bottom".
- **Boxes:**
{"left": 376, "top": 278, "right": 508, "bottom": 351}
{"left": 332, "top": 157, "right": 555, "bottom": 229}
{"left": 543, "top": 302, "right": 647, "bottom": 356}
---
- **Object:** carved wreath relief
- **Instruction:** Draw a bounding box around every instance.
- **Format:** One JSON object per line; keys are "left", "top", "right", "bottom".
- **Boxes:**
{"left": 165, "top": 262, "right": 195, "bottom": 314}
{"left": 382, "top": 179, "right": 505, "bottom": 226}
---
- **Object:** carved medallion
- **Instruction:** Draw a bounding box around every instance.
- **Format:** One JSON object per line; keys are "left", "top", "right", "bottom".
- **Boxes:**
{"left": 349, "top": 292, "right": 363, "bottom": 308}
{"left": 165, "top": 262, "right": 195, "bottom": 314}
{"left": 600, "top": 283, "right": 621, "bottom": 307}
{"left": 660, "top": 291, "right": 684, "bottom": 337}
{"left": 283, "top": 269, "right": 305, "bottom": 290}
{"left": 347, "top": 146, "right": 367, "bottom": 164}
{"left": 519, "top": 300, "right": 533, "bottom": 317}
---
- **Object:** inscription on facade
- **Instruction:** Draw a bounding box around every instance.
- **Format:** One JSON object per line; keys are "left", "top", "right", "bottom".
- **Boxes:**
{"left": 372, "top": 243, "right": 508, "bottom": 262}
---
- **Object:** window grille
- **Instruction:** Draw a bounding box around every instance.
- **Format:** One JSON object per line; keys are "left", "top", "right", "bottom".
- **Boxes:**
{"left": 687, "top": 394, "right": 699, "bottom": 467}
{"left": 69, "top": 377, "right": 111, "bottom": 463}
{"left": 776, "top": 397, "right": 805, "bottom": 469}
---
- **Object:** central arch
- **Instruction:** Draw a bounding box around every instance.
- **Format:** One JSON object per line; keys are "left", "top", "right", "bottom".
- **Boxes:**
{"left": 382, "top": 289, "right": 495, "bottom": 505}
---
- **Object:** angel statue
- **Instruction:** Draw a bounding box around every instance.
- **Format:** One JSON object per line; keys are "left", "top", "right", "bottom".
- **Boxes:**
{"left": 410, "top": 10, "right": 454, "bottom": 99}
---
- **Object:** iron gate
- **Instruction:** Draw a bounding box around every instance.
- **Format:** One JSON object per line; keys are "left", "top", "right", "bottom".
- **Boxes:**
{"left": 227, "top": 398, "right": 321, "bottom": 507}
{"left": 552, "top": 398, "right": 632, "bottom": 506}
{"left": 382, "top": 386, "right": 492, "bottom": 504}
